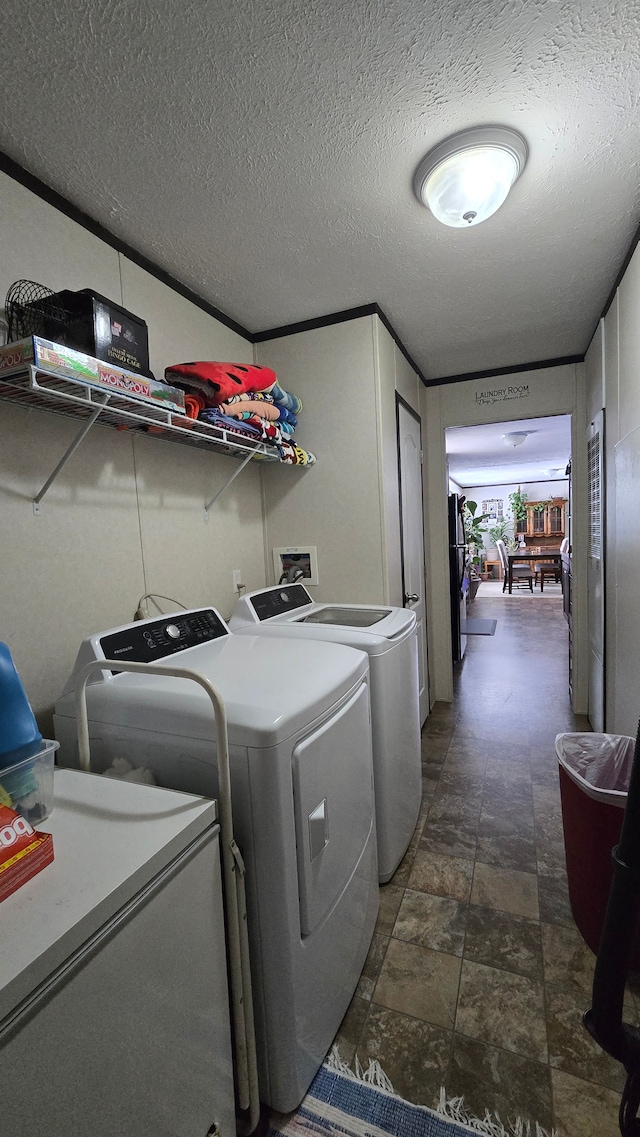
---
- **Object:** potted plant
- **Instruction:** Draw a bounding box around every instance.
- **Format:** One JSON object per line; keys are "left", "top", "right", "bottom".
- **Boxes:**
{"left": 508, "top": 486, "right": 528, "bottom": 526}
{"left": 463, "top": 501, "right": 491, "bottom": 597}
{"left": 463, "top": 500, "right": 491, "bottom": 550}
{"left": 468, "top": 573, "right": 481, "bottom": 602}
{"left": 487, "top": 516, "right": 517, "bottom": 553}
{"left": 470, "top": 553, "right": 485, "bottom": 575}
{"left": 507, "top": 487, "right": 531, "bottom": 548}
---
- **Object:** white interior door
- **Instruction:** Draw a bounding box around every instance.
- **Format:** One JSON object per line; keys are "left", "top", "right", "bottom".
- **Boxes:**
{"left": 397, "top": 398, "right": 429, "bottom": 724}
{"left": 588, "top": 410, "right": 605, "bottom": 731}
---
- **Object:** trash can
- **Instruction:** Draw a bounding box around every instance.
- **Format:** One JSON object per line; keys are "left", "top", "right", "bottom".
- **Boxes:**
{"left": 556, "top": 732, "right": 639, "bottom": 963}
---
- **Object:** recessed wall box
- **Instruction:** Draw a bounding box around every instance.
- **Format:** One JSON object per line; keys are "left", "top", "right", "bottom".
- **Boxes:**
{"left": 272, "top": 546, "right": 318, "bottom": 586}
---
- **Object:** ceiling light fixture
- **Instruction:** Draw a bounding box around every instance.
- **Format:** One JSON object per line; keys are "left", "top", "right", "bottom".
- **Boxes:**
{"left": 413, "top": 126, "right": 528, "bottom": 228}
{"left": 501, "top": 431, "right": 530, "bottom": 447}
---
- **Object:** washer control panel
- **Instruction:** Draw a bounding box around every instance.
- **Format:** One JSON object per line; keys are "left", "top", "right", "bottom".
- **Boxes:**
{"left": 99, "top": 609, "right": 229, "bottom": 663}
{"left": 250, "top": 584, "right": 312, "bottom": 621}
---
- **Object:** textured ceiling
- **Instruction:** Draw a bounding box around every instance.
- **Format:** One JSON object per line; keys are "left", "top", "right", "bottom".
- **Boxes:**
{"left": 0, "top": 0, "right": 639, "bottom": 379}
{"left": 446, "top": 415, "right": 572, "bottom": 486}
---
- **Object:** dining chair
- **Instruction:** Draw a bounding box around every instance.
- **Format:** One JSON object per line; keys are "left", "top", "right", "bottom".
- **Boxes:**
{"left": 496, "top": 539, "right": 534, "bottom": 593}
{"left": 535, "top": 542, "right": 563, "bottom": 590}
{"left": 535, "top": 562, "right": 561, "bottom": 591}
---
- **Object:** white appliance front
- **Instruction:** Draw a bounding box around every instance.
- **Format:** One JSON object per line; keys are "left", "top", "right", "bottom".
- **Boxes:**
{"left": 1, "top": 771, "right": 234, "bottom": 1137}
{"left": 53, "top": 609, "right": 378, "bottom": 1113}
{"left": 230, "top": 584, "right": 422, "bottom": 882}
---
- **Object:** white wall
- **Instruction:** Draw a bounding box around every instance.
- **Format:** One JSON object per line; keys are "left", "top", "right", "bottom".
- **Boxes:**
{"left": 420, "top": 366, "right": 586, "bottom": 705}
{"left": 0, "top": 171, "right": 267, "bottom": 732}
{"left": 256, "top": 316, "right": 421, "bottom": 606}
{"left": 595, "top": 240, "right": 640, "bottom": 736}
{"left": 606, "top": 243, "right": 640, "bottom": 734}
{"left": 604, "top": 296, "right": 619, "bottom": 730}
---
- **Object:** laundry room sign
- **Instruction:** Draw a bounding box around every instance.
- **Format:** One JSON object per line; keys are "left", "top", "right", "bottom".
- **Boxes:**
{"left": 474, "top": 382, "right": 530, "bottom": 407}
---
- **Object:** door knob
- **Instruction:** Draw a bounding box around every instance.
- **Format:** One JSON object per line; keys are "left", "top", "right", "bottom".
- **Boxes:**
{"left": 405, "top": 593, "right": 419, "bottom": 604}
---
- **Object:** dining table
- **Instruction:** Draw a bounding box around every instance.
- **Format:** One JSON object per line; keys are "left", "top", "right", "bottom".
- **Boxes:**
{"left": 506, "top": 548, "right": 561, "bottom": 594}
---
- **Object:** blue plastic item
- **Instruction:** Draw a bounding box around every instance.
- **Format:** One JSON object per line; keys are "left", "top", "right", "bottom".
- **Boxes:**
{"left": 0, "top": 642, "right": 42, "bottom": 769}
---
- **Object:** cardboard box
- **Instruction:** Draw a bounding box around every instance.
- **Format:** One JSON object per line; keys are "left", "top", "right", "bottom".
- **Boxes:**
{"left": 25, "top": 287, "right": 151, "bottom": 377}
{"left": 0, "top": 804, "right": 54, "bottom": 903}
{"left": 0, "top": 337, "right": 185, "bottom": 413}
{"left": 94, "top": 361, "right": 185, "bottom": 411}
{"left": 0, "top": 336, "right": 97, "bottom": 383}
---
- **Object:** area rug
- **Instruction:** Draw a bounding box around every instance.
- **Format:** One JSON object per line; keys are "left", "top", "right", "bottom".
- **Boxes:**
{"left": 461, "top": 618, "right": 497, "bottom": 636}
{"left": 267, "top": 1050, "right": 555, "bottom": 1137}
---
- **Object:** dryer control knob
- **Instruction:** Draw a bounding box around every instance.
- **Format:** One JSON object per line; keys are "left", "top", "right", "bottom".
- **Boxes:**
{"left": 165, "top": 623, "right": 181, "bottom": 639}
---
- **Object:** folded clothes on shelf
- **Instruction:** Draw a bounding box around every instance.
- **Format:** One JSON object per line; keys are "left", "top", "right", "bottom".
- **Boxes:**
{"left": 165, "top": 358, "right": 313, "bottom": 466}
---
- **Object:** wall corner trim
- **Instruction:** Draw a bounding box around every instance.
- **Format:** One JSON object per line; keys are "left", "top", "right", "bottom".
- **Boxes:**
{"left": 6, "top": 146, "right": 623, "bottom": 389}
{"left": 0, "top": 151, "right": 429, "bottom": 385}
{"left": 426, "top": 354, "right": 584, "bottom": 388}
{"left": 0, "top": 149, "right": 252, "bottom": 342}
{"left": 254, "top": 303, "right": 429, "bottom": 387}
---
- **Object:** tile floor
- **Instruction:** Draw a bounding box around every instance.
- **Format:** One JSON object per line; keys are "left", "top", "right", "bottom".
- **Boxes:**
{"left": 333, "top": 583, "right": 629, "bottom": 1137}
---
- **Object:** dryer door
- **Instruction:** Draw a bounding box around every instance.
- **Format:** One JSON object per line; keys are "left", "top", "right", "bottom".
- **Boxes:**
{"left": 292, "top": 681, "right": 375, "bottom": 936}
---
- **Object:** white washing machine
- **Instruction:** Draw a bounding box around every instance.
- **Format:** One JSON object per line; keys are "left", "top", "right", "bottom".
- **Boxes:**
{"left": 53, "top": 608, "right": 378, "bottom": 1113}
{"left": 230, "top": 584, "right": 422, "bottom": 883}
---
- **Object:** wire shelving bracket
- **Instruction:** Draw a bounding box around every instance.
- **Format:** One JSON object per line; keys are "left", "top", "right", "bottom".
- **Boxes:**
{"left": 0, "top": 361, "right": 277, "bottom": 513}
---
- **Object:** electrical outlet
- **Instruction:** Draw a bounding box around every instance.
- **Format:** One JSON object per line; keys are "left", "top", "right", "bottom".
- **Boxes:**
{"left": 232, "top": 569, "right": 243, "bottom": 591}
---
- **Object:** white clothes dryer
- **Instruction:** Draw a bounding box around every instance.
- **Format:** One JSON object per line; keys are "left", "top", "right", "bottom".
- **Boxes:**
{"left": 230, "top": 584, "right": 422, "bottom": 883}
{"left": 53, "top": 608, "right": 378, "bottom": 1113}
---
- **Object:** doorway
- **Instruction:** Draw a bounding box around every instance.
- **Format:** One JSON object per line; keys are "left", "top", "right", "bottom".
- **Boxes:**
{"left": 444, "top": 413, "right": 572, "bottom": 676}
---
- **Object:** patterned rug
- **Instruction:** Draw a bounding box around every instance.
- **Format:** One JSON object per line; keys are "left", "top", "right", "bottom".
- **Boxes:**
{"left": 267, "top": 1051, "right": 555, "bottom": 1137}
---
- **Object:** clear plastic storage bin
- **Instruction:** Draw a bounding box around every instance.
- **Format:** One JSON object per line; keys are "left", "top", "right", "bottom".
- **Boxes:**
{"left": 0, "top": 740, "right": 58, "bottom": 825}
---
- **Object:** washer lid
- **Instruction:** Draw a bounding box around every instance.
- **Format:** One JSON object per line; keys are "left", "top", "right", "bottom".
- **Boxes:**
{"left": 297, "top": 606, "right": 390, "bottom": 627}
{"left": 58, "top": 632, "right": 369, "bottom": 748}
{"left": 230, "top": 587, "right": 416, "bottom": 647}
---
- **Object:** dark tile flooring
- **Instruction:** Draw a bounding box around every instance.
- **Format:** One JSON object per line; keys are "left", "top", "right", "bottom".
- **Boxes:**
{"left": 333, "top": 586, "right": 627, "bottom": 1137}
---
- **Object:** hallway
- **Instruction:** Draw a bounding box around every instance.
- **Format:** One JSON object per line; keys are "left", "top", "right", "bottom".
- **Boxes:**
{"left": 334, "top": 587, "right": 627, "bottom": 1137}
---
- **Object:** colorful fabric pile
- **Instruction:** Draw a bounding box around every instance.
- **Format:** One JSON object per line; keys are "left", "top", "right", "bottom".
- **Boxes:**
{"left": 164, "top": 360, "right": 316, "bottom": 466}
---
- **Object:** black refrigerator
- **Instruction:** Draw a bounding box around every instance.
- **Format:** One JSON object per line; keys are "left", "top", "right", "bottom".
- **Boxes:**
{"left": 448, "top": 494, "right": 468, "bottom": 663}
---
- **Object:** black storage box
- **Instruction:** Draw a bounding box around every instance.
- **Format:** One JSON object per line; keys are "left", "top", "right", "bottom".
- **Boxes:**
{"left": 34, "top": 289, "right": 151, "bottom": 377}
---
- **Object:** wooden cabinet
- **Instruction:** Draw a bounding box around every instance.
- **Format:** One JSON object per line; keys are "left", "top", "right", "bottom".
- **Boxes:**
{"left": 546, "top": 502, "right": 565, "bottom": 536}
{"left": 515, "top": 499, "right": 566, "bottom": 539}
{"left": 530, "top": 504, "right": 547, "bottom": 537}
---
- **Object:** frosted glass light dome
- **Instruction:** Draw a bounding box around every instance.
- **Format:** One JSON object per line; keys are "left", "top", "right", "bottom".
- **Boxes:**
{"left": 414, "top": 127, "right": 528, "bottom": 229}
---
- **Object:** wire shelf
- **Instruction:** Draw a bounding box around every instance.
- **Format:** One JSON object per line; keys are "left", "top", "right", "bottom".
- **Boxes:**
{"left": 0, "top": 364, "right": 279, "bottom": 462}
